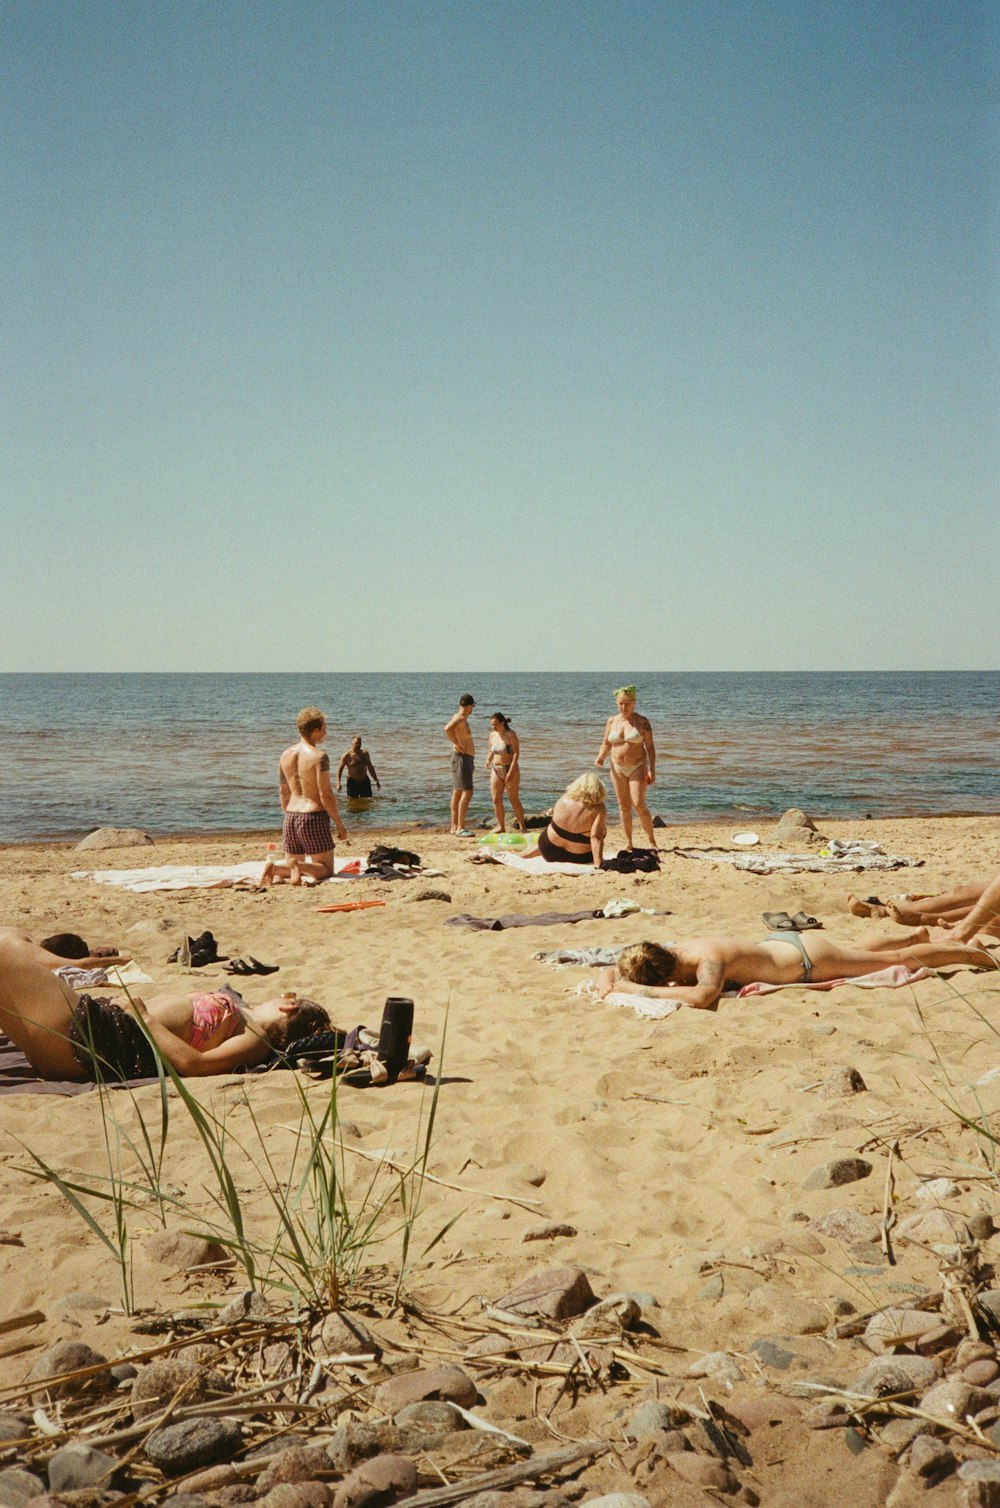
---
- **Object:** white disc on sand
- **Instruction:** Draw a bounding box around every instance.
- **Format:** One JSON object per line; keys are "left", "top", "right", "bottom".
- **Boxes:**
{"left": 730, "top": 831, "right": 760, "bottom": 846}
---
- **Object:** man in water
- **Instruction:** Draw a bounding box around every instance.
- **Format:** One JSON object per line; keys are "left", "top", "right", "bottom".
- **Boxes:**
{"left": 598, "top": 931, "right": 996, "bottom": 1009}
{"left": 444, "top": 693, "right": 476, "bottom": 835}
{"left": 337, "top": 736, "right": 381, "bottom": 800}
{"left": 263, "top": 706, "right": 348, "bottom": 886}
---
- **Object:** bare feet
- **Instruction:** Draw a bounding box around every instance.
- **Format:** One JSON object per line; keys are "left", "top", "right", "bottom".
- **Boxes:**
{"left": 848, "top": 894, "right": 888, "bottom": 918}
{"left": 886, "top": 899, "right": 922, "bottom": 925}
{"left": 260, "top": 863, "right": 275, "bottom": 889}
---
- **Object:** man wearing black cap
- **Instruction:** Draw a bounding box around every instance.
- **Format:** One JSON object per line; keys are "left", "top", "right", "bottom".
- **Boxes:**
{"left": 445, "top": 693, "right": 476, "bottom": 835}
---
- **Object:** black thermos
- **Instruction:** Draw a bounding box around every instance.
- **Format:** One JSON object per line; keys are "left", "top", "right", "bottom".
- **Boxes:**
{"left": 377, "top": 997, "right": 413, "bottom": 1081}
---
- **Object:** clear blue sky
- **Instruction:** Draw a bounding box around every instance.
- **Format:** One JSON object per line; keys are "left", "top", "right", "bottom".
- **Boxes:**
{"left": 2, "top": 1, "right": 996, "bottom": 670}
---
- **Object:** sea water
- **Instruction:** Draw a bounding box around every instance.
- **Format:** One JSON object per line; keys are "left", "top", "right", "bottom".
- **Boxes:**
{"left": 0, "top": 671, "right": 997, "bottom": 842}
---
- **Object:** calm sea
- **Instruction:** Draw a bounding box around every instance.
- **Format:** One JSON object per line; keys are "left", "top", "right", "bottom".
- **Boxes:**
{"left": 0, "top": 672, "right": 997, "bottom": 843}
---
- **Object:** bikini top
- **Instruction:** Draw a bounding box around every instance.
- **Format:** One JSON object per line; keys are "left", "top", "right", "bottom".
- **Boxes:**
{"left": 489, "top": 732, "right": 513, "bottom": 757}
{"left": 609, "top": 719, "right": 644, "bottom": 746}
{"left": 550, "top": 818, "right": 591, "bottom": 846}
{"left": 188, "top": 991, "right": 242, "bottom": 1053}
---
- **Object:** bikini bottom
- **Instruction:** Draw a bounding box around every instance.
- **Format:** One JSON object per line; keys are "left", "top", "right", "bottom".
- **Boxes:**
{"left": 538, "top": 828, "right": 594, "bottom": 865}
{"left": 764, "top": 931, "right": 814, "bottom": 982}
{"left": 69, "top": 995, "right": 160, "bottom": 1081}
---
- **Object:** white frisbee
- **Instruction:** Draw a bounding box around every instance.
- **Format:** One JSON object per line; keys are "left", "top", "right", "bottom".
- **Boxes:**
{"left": 730, "top": 831, "right": 760, "bottom": 846}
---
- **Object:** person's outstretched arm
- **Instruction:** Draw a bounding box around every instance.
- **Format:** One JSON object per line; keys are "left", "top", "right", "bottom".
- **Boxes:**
{"left": 123, "top": 998, "right": 273, "bottom": 1076}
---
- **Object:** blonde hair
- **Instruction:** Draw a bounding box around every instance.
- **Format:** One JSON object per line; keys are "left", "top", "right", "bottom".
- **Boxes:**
{"left": 616, "top": 941, "right": 676, "bottom": 985}
{"left": 296, "top": 706, "right": 326, "bottom": 739}
{"left": 564, "top": 772, "right": 607, "bottom": 807}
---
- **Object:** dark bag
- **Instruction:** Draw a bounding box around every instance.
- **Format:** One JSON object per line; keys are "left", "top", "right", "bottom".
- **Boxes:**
{"left": 367, "top": 844, "right": 422, "bottom": 870}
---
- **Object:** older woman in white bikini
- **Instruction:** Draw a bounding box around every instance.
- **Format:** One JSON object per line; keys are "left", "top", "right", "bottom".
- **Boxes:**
{"left": 485, "top": 712, "right": 526, "bottom": 833}
{"left": 595, "top": 684, "right": 657, "bottom": 850}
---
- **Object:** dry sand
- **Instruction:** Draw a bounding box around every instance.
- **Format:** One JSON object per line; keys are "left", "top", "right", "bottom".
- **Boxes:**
{"left": 2, "top": 813, "right": 1000, "bottom": 1504}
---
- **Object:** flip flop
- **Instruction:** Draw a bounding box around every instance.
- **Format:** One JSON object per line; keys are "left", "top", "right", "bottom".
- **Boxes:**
{"left": 762, "top": 912, "right": 794, "bottom": 930}
{"left": 225, "top": 956, "right": 280, "bottom": 977}
{"left": 790, "top": 912, "right": 822, "bottom": 931}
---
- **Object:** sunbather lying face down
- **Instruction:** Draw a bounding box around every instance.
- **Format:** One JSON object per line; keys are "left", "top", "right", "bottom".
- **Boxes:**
{"left": 597, "top": 930, "right": 998, "bottom": 1011}
{"left": 0, "top": 928, "right": 330, "bottom": 1081}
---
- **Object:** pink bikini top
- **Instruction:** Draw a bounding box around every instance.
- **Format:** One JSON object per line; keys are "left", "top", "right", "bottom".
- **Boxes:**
{"left": 188, "top": 991, "right": 242, "bottom": 1052}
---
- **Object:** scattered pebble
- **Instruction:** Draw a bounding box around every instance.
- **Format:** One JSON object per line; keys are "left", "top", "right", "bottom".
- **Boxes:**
{"left": 332, "top": 1453, "right": 417, "bottom": 1508}
{"left": 144, "top": 1417, "right": 244, "bottom": 1475}
{"left": 493, "top": 1266, "right": 596, "bottom": 1321}
{"left": 816, "top": 1066, "right": 867, "bottom": 1099}
{"left": 802, "top": 1157, "right": 873, "bottom": 1190}
{"left": 522, "top": 1222, "right": 577, "bottom": 1243}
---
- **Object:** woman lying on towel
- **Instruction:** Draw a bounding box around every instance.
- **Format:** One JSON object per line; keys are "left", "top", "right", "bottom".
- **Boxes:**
{"left": 524, "top": 773, "right": 608, "bottom": 867}
{"left": 597, "top": 931, "right": 998, "bottom": 1010}
{"left": 0, "top": 929, "right": 329, "bottom": 1082}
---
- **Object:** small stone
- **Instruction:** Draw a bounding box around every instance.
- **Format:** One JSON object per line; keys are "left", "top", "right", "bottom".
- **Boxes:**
{"left": 688, "top": 1352, "right": 744, "bottom": 1386}
{"left": 572, "top": 1294, "right": 641, "bottom": 1338}
{"left": 666, "top": 1453, "right": 739, "bottom": 1491}
{"left": 747, "top": 1338, "right": 800, "bottom": 1372}
{"left": 853, "top": 1356, "right": 940, "bottom": 1397}
{"left": 580, "top": 1497, "right": 652, "bottom": 1508}
{"left": 909, "top": 1434, "right": 955, "bottom": 1478}
{"left": 879, "top": 1418, "right": 923, "bottom": 1449}
{"left": 373, "top": 1364, "right": 478, "bottom": 1414}
{"left": 47, "top": 1445, "right": 118, "bottom": 1492}
{"left": 393, "top": 1401, "right": 465, "bottom": 1432}
{"left": 960, "top": 1341, "right": 998, "bottom": 1367}
{"left": 463, "top": 1331, "right": 518, "bottom": 1363}
{"left": 332, "top": 1453, "right": 418, "bottom": 1508}
{"left": 773, "top": 808, "right": 826, "bottom": 846}
{"left": 970, "top": 1213, "right": 996, "bottom": 1240}
{"left": 0, "top": 1467, "right": 45, "bottom": 1508}
{"left": 809, "top": 1023, "right": 837, "bottom": 1036}
{"left": 806, "top": 1397, "right": 849, "bottom": 1428}
{"left": 698, "top": 1273, "right": 725, "bottom": 1302}
{"left": 147, "top": 1229, "right": 229, "bottom": 1270}
{"left": 625, "top": 1401, "right": 687, "bottom": 1440}
{"left": 802, "top": 1157, "right": 873, "bottom": 1191}
{"left": 131, "top": 1351, "right": 230, "bottom": 1419}
{"left": 979, "top": 1292, "right": 1000, "bottom": 1322}
{"left": 145, "top": 1417, "right": 243, "bottom": 1475}
{"left": 328, "top": 1420, "right": 408, "bottom": 1469}
{"left": 255, "top": 1447, "right": 333, "bottom": 1493}
{"left": 966, "top": 1361, "right": 1000, "bottom": 1387}
{"left": 216, "top": 1291, "right": 274, "bottom": 1325}
{"left": 25, "top": 1341, "right": 110, "bottom": 1396}
{"left": 863, "top": 1307, "right": 937, "bottom": 1353}
{"left": 313, "top": 1311, "right": 377, "bottom": 1357}
{"left": 959, "top": 1460, "right": 1000, "bottom": 1481}
{"left": 916, "top": 1178, "right": 960, "bottom": 1203}
{"left": 922, "top": 1378, "right": 992, "bottom": 1421}
{"left": 522, "top": 1223, "right": 577, "bottom": 1243}
{"left": 896, "top": 1209, "right": 971, "bottom": 1244}
{"left": 259, "top": 1486, "right": 331, "bottom": 1508}
{"left": 816, "top": 1067, "right": 866, "bottom": 1100}
{"left": 493, "top": 1266, "right": 596, "bottom": 1321}
{"left": 0, "top": 1414, "right": 29, "bottom": 1444}
{"left": 75, "top": 826, "right": 154, "bottom": 849}
{"left": 808, "top": 1208, "right": 881, "bottom": 1246}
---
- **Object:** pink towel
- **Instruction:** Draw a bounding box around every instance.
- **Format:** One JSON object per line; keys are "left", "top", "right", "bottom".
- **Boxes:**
{"left": 736, "top": 964, "right": 932, "bottom": 997}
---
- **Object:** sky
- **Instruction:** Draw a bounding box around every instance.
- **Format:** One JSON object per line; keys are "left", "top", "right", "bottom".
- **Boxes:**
{"left": 1, "top": 0, "right": 996, "bottom": 671}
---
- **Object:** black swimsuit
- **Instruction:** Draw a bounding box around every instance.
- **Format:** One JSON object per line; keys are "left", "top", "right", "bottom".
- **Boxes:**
{"left": 538, "top": 824, "right": 594, "bottom": 865}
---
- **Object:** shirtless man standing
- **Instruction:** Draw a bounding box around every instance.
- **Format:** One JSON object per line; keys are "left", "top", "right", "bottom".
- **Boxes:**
{"left": 263, "top": 707, "right": 348, "bottom": 886}
{"left": 598, "top": 930, "right": 996, "bottom": 1009}
{"left": 337, "top": 736, "right": 381, "bottom": 800}
{"left": 445, "top": 693, "right": 476, "bottom": 836}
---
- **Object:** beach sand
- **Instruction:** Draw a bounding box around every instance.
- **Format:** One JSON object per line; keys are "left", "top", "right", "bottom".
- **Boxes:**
{"left": 2, "top": 812, "right": 999, "bottom": 1503}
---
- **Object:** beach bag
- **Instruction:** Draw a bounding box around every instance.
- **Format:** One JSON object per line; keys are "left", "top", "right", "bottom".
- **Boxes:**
{"left": 367, "top": 844, "right": 422, "bottom": 871}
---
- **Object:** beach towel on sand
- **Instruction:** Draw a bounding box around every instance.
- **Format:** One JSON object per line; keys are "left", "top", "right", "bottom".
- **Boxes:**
{"left": 74, "top": 857, "right": 367, "bottom": 893}
{"left": 471, "top": 850, "right": 600, "bottom": 876}
{"left": 675, "top": 840, "right": 921, "bottom": 876}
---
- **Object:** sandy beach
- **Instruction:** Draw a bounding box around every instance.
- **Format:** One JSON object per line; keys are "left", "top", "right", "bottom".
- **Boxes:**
{"left": 3, "top": 812, "right": 1000, "bottom": 1504}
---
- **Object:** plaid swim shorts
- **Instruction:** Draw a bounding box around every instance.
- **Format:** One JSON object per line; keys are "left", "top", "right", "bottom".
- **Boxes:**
{"left": 282, "top": 809, "right": 335, "bottom": 856}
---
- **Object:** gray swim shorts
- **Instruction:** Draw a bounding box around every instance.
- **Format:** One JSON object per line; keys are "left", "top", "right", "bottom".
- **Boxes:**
{"left": 451, "top": 752, "right": 474, "bottom": 792}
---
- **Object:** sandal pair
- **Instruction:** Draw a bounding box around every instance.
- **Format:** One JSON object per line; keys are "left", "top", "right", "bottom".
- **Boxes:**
{"left": 762, "top": 911, "right": 822, "bottom": 932}
{"left": 224, "top": 955, "right": 279, "bottom": 977}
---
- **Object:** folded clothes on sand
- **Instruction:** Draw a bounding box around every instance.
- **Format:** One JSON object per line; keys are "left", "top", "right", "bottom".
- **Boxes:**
{"left": 675, "top": 840, "right": 921, "bottom": 876}
{"left": 471, "top": 850, "right": 599, "bottom": 876}
{"left": 55, "top": 961, "right": 154, "bottom": 990}
{"left": 535, "top": 945, "right": 625, "bottom": 967}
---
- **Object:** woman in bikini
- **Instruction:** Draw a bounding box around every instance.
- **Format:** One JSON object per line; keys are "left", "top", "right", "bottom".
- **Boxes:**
{"left": 595, "top": 685, "right": 657, "bottom": 850}
{"left": 0, "top": 929, "right": 330, "bottom": 1082}
{"left": 526, "top": 773, "right": 607, "bottom": 867}
{"left": 485, "top": 712, "right": 526, "bottom": 834}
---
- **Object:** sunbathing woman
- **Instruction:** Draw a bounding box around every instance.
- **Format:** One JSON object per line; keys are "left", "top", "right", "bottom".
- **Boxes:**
{"left": 0, "top": 929, "right": 329, "bottom": 1082}
{"left": 595, "top": 685, "right": 657, "bottom": 850}
{"left": 597, "top": 931, "right": 998, "bottom": 1011}
{"left": 485, "top": 713, "right": 526, "bottom": 834}
{"left": 525, "top": 773, "right": 607, "bottom": 867}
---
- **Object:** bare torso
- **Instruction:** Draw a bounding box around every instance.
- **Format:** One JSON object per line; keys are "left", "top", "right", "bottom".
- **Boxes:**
{"left": 671, "top": 936, "right": 812, "bottom": 989}
{"left": 446, "top": 713, "right": 475, "bottom": 756}
{"left": 280, "top": 740, "right": 327, "bottom": 812}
